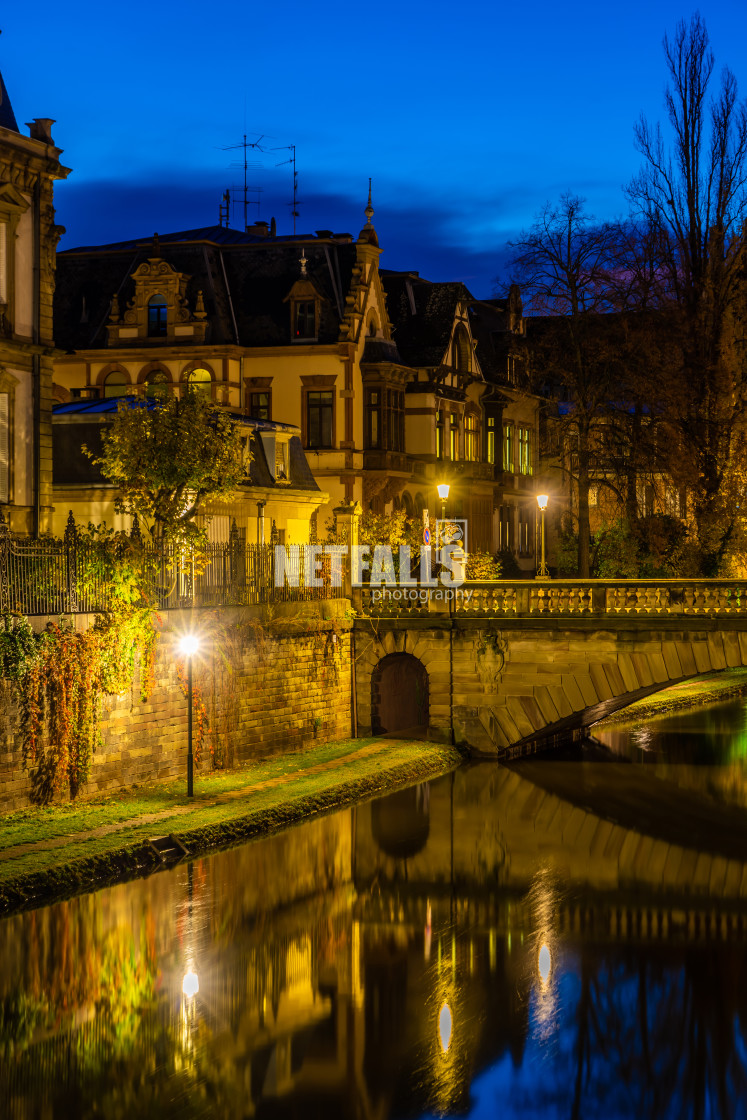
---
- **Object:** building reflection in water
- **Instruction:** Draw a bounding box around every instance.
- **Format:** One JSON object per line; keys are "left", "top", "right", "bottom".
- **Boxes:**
{"left": 3, "top": 761, "right": 747, "bottom": 1117}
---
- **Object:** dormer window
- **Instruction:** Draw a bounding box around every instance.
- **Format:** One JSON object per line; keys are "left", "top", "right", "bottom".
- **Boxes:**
{"left": 294, "top": 300, "right": 317, "bottom": 340}
{"left": 148, "top": 294, "right": 168, "bottom": 337}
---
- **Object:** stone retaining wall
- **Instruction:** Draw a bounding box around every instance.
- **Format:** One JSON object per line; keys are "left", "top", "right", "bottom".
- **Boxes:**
{"left": 0, "top": 603, "right": 353, "bottom": 811}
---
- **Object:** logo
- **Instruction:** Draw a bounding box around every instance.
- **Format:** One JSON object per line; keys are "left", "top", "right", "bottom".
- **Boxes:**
{"left": 436, "top": 519, "right": 467, "bottom": 551}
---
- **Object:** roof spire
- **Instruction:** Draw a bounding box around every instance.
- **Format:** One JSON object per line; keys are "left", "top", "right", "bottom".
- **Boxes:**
{"left": 299, "top": 247, "right": 307, "bottom": 276}
{"left": 0, "top": 33, "right": 20, "bottom": 134}
{"left": 364, "top": 178, "right": 374, "bottom": 227}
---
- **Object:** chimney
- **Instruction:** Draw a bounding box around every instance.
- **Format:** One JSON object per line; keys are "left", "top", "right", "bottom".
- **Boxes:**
{"left": 26, "top": 118, "right": 55, "bottom": 144}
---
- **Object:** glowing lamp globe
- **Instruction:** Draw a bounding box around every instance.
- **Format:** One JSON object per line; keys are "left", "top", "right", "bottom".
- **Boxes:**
{"left": 536, "top": 493, "right": 549, "bottom": 511}
{"left": 437, "top": 483, "right": 450, "bottom": 501}
{"left": 179, "top": 635, "right": 199, "bottom": 658}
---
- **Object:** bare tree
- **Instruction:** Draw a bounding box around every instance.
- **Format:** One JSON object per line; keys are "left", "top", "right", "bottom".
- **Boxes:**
{"left": 627, "top": 11, "right": 747, "bottom": 573}
{"left": 509, "top": 195, "right": 625, "bottom": 576}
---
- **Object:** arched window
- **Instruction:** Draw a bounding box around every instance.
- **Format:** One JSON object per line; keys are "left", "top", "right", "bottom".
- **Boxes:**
{"left": 145, "top": 370, "right": 170, "bottom": 399}
{"left": 185, "top": 367, "right": 212, "bottom": 399}
{"left": 147, "top": 294, "right": 168, "bottom": 337}
{"left": 415, "top": 492, "right": 425, "bottom": 517}
{"left": 103, "top": 370, "right": 129, "bottom": 399}
{"left": 453, "top": 325, "right": 471, "bottom": 373}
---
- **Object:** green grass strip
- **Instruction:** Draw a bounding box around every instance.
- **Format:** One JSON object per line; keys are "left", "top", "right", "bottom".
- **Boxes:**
{"left": 596, "top": 667, "right": 747, "bottom": 728}
{"left": 0, "top": 739, "right": 462, "bottom": 914}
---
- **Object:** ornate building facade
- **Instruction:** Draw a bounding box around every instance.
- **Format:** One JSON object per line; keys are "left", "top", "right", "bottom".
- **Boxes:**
{"left": 0, "top": 70, "right": 70, "bottom": 534}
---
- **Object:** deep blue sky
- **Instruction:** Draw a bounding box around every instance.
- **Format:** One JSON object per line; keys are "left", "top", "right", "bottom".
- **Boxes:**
{"left": 3, "top": 2, "right": 747, "bottom": 297}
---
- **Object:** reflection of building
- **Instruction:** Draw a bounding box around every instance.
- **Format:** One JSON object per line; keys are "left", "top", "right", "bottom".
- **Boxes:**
{"left": 0, "top": 69, "right": 70, "bottom": 534}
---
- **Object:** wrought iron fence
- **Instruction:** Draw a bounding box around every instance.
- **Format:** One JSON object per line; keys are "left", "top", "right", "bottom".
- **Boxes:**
{"left": 0, "top": 515, "right": 345, "bottom": 616}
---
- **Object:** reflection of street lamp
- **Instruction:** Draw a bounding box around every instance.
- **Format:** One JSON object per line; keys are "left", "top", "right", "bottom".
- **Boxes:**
{"left": 536, "top": 493, "right": 550, "bottom": 580}
{"left": 179, "top": 635, "right": 199, "bottom": 797}
{"left": 182, "top": 967, "right": 199, "bottom": 998}
{"left": 438, "top": 1001, "right": 452, "bottom": 1052}
{"left": 437, "top": 483, "right": 450, "bottom": 522}
{"left": 538, "top": 942, "right": 552, "bottom": 986}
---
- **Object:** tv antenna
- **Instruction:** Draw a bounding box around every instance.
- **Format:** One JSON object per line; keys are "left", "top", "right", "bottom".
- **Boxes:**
{"left": 221, "top": 134, "right": 266, "bottom": 231}
{"left": 274, "top": 144, "right": 300, "bottom": 235}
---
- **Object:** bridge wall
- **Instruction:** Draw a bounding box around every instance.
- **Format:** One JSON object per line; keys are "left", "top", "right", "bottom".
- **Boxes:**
{"left": 354, "top": 614, "right": 747, "bottom": 756}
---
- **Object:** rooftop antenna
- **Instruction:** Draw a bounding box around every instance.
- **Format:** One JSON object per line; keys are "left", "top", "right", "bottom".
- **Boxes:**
{"left": 219, "top": 189, "right": 230, "bottom": 228}
{"left": 221, "top": 134, "right": 265, "bottom": 231}
{"left": 274, "top": 144, "right": 300, "bottom": 235}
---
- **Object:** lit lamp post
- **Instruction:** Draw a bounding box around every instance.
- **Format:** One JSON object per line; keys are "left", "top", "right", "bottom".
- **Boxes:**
{"left": 536, "top": 493, "right": 550, "bottom": 580}
{"left": 437, "top": 482, "right": 450, "bottom": 523}
{"left": 179, "top": 635, "right": 199, "bottom": 797}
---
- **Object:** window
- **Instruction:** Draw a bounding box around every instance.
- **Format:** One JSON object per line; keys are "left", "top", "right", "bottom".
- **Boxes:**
{"left": 103, "top": 370, "right": 128, "bottom": 399}
{"left": 294, "top": 301, "right": 316, "bottom": 339}
{"left": 147, "top": 294, "right": 168, "bottom": 337}
{"left": 306, "top": 390, "right": 334, "bottom": 448}
{"left": 145, "top": 370, "right": 169, "bottom": 399}
{"left": 503, "top": 423, "right": 514, "bottom": 472}
{"left": 275, "top": 442, "right": 289, "bottom": 480}
{"left": 0, "top": 223, "right": 6, "bottom": 305}
{"left": 0, "top": 393, "right": 8, "bottom": 503}
{"left": 453, "top": 325, "right": 471, "bottom": 373}
{"left": 486, "top": 416, "right": 496, "bottom": 464}
{"left": 518, "top": 427, "right": 532, "bottom": 475}
{"left": 450, "top": 417, "right": 458, "bottom": 461}
{"left": 498, "top": 505, "right": 513, "bottom": 551}
{"left": 249, "top": 391, "right": 271, "bottom": 420}
{"left": 388, "top": 389, "right": 404, "bottom": 452}
{"left": 186, "top": 368, "right": 212, "bottom": 399}
{"left": 366, "top": 389, "right": 381, "bottom": 449}
{"left": 436, "top": 412, "right": 444, "bottom": 459}
{"left": 465, "top": 414, "right": 478, "bottom": 461}
{"left": 518, "top": 505, "right": 534, "bottom": 556}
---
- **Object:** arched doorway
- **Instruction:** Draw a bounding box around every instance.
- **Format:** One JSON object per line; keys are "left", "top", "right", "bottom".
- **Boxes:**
{"left": 371, "top": 653, "right": 429, "bottom": 737}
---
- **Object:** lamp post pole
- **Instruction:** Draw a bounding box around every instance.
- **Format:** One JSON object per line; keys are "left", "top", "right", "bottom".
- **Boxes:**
{"left": 437, "top": 483, "right": 450, "bottom": 547}
{"left": 536, "top": 493, "right": 550, "bottom": 580}
{"left": 179, "top": 635, "right": 199, "bottom": 798}
{"left": 187, "top": 652, "right": 193, "bottom": 798}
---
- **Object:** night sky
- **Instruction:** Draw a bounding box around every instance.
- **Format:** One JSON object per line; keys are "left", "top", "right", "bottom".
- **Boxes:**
{"left": 4, "top": 1, "right": 747, "bottom": 298}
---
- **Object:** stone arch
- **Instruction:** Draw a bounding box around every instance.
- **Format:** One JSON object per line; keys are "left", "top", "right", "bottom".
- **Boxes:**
{"left": 371, "top": 652, "right": 429, "bottom": 736}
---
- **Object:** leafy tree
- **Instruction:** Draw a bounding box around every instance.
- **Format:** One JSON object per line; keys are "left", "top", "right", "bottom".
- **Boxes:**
{"left": 91, "top": 390, "right": 249, "bottom": 549}
{"left": 627, "top": 12, "right": 747, "bottom": 573}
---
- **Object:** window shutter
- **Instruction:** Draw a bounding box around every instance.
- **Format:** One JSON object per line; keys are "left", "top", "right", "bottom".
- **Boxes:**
{"left": 0, "top": 393, "right": 9, "bottom": 502}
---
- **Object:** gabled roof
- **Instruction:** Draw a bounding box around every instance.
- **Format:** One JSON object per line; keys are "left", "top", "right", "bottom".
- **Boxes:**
{"left": 380, "top": 271, "right": 474, "bottom": 368}
{"left": 54, "top": 230, "right": 360, "bottom": 350}
{"left": 0, "top": 69, "right": 19, "bottom": 133}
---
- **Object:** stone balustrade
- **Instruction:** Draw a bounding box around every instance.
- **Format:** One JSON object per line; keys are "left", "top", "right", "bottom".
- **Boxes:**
{"left": 360, "top": 580, "right": 747, "bottom": 617}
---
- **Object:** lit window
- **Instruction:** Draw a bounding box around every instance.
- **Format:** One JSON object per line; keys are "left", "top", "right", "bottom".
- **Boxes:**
{"left": 436, "top": 412, "right": 444, "bottom": 459}
{"left": 465, "top": 414, "right": 478, "bottom": 461}
{"left": 186, "top": 368, "right": 212, "bottom": 399}
{"left": 306, "top": 390, "right": 334, "bottom": 448}
{"left": 503, "top": 424, "right": 514, "bottom": 472}
{"left": 0, "top": 392, "right": 8, "bottom": 502}
{"left": 103, "top": 371, "right": 129, "bottom": 399}
{"left": 519, "top": 427, "right": 532, "bottom": 474}
{"left": 450, "top": 418, "right": 458, "bottom": 461}
{"left": 147, "top": 294, "right": 168, "bottom": 337}
{"left": 367, "top": 389, "right": 381, "bottom": 449}
{"left": 486, "top": 416, "right": 496, "bottom": 464}
{"left": 295, "top": 301, "right": 316, "bottom": 339}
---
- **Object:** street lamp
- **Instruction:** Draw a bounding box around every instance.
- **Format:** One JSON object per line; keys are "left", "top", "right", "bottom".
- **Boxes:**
{"left": 179, "top": 634, "right": 199, "bottom": 797}
{"left": 182, "top": 967, "right": 199, "bottom": 998}
{"left": 437, "top": 482, "right": 450, "bottom": 522}
{"left": 536, "top": 493, "right": 550, "bottom": 580}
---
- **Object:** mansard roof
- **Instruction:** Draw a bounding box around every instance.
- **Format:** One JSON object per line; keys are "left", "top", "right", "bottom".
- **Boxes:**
{"left": 380, "top": 271, "right": 474, "bottom": 368}
{"left": 0, "top": 69, "right": 19, "bottom": 133}
{"left": 55, "top": 227, "right": 360, "bottom": 350}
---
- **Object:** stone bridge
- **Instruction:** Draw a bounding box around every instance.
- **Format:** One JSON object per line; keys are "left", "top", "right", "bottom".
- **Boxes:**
{"left": 352, "top": 578, "right": 747, "bottom": 756}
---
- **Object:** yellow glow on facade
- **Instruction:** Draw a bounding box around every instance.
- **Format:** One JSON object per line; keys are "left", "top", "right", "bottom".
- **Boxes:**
{"left": 438, "top": 1001, "right": 453, "bottom": 1052}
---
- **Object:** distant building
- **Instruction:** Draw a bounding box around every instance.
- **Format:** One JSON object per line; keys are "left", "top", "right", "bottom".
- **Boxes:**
{"left": 0, "top": 68, "right": 70, "bottom": 534}
{"left": 53, "top": 193, "right": 541, "bottom": 561}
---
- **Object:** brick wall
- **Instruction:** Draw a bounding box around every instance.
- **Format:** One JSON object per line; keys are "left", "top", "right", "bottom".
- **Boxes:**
{"left": 0, "top": 605, "right": 353, "bottom": 811}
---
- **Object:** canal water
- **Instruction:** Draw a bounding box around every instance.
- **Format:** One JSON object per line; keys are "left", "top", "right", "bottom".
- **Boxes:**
{"left": 3, "top": 695, "right": 747, "bottom": 1119}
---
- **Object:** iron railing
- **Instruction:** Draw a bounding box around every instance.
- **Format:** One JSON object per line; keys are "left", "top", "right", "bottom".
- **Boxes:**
{"left": 0, "top": 515, "right": 345, "bottom": 616}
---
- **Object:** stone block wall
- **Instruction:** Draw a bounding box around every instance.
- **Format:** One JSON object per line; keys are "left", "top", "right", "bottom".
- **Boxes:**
{"left": 0, "top": 604, "right": 353, "bottom": 811}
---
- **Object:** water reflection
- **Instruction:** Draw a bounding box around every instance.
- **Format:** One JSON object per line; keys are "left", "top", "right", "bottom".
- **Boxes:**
{"left": 3, "top": 750, "right": 747, "bottom": 1118}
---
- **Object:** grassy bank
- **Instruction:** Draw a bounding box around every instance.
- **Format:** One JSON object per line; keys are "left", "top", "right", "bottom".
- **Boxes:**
{"left": 0, "top": 738, "right": 461, "bottom": 915}
{"left": 596, "top": 667, "right": 747, "bottom": 729}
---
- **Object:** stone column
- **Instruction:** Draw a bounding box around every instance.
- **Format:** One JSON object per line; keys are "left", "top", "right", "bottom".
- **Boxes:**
{"left": 332, "top": 500, "right": 361, "bottom": 607}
